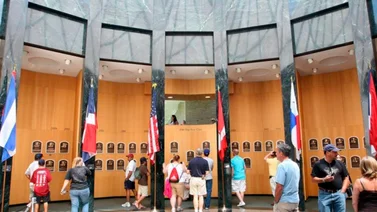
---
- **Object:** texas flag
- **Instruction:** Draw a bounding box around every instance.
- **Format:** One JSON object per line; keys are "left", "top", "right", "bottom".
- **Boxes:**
{"left": 290, "top": 79, "right": 301, "bottom": 161}
{"left": 368, "top": 71, "right": 377, "bottom": 157}
{"left": 82, "top": 86, "right": 97, "bottom": 162}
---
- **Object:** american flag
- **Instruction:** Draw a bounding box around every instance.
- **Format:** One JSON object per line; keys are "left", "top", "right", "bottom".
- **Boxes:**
{"left": 82, "top": 85, "right": 97, "bottom": 162}
{"left": 148, "top": 83, "right": 160, "bottom": 164}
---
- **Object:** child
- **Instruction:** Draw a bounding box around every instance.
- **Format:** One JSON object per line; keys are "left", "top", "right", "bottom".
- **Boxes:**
{"left": 30, "top": 159, "right": 52, "bottom": 212}
{"left": 134, "top": 157, "right": 149, "bottom": 209}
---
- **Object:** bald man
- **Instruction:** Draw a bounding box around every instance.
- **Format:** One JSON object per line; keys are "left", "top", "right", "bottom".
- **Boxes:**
{"left": 231, "top": 149, "right": 246, "bottom": 207}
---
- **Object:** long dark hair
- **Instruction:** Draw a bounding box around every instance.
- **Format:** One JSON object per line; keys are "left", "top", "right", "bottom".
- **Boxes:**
{"left": 171, "top": 115, "right": 178, "bottom": 124}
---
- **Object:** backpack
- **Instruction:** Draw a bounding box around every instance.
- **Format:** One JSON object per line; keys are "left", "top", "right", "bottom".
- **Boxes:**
{"left": 135, "top": 167, "right": 142, "bottom": 180}
{"left": 168, "top": 164, "right": 180, "bottom": 183}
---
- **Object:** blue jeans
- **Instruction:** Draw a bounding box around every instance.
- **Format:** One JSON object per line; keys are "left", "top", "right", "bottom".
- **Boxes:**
{"left": 205, "top": 180, "right": 212, "bottom": 208}
{"left": 70, "top": 188, "right": 90, "bottom": 212}
{"left": 318, "top": 190, "right": 346, "bottom": 212}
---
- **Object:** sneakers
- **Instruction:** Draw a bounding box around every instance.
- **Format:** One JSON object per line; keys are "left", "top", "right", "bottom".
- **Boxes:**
{"left": 121, "top": 202, "right": 131, "bottom": 207}
{"left": 177, "top": 207, "right": 183, "bottom": 211}
{"left": 205, "top": 208, "right": 209, "bottom": 210}
{"left": 237, "top": 201, "right": 246, "bottom": 207}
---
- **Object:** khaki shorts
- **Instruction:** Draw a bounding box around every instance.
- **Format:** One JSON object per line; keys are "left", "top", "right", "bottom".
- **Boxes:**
{"left": 29, "top": 183, "right": 34, "bottom": 200}
{"left": 138, "top": 185, "right": 148, "bottom": 197}
{"left": 171, "top": 182, "right": 185, "bottom": 198}
{"left": 190, "top": 177, "right": 206, "bottom": 196}
{"left": 232, "top": 179, "right": 246, "bottom": 193}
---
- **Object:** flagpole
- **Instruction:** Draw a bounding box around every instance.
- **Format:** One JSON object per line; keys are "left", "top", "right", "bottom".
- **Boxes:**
{"left": 221, "top": 161, "right": 226, "bottom": 211}
{"left": 153, "top": 162, "right": 157, "bottom": 212}
{"left": 1, "top": 160, "right": 7, "bottom": 212}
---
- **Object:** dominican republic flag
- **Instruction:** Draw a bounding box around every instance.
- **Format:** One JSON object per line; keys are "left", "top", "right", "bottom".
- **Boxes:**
{"left": 369, "top": 71, "right": 377, "bottom": 157}
{"left": 82, "top": 86, "right": 97, "bottom": 162}
{"left": 148, "top": 84, "right": 160, "bottom": 165}
{"left": 290, "top": 79, "right": 301, "bottom": 161}
{"left": 217, "top": 88, "right": 227, "bottom": 161}
{"left": 0, "top": 71, "right": 17, "bottom": 162}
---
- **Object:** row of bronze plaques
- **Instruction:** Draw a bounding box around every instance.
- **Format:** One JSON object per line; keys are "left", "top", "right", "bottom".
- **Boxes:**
{"left": 311, "top": 155, "right": 362, "bottom": 168}
{"left": 32, "top": 141, "right": 69, "bottom": 154}
{"left": 39, "top": 160, "right": 69, "bottom": 172}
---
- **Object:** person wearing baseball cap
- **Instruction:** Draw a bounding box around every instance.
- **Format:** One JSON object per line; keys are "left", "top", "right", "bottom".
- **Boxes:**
{"left": 311, "top": 144, "right": 350, "bottom": 212}
{"left": 122, "top": 153, "right": 137, "bottom": 207}
{"left": 203, "top": 149, "right": 213, "bottom": 209}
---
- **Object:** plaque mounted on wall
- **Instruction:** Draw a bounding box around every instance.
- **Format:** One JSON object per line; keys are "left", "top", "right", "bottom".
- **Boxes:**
{"left": 231, "top": 142, "right": 239, "bottom": 150}
{"left": 265, "top": 141, "right": 273, "bottom": 152}
{"left": 254, "top": 141, "right": 262, "bottom": 152}
{"left": 351, "top": 156, "right": 361, "bottom": 168}
{"left": 338, "top": 156, "right": 347, "bottom": 167}
{"left": 322, "top": 138, "right": 331, "bottom": 149}
{"left": 187, "top": 151, "right": 194, "bottom": 162}
{"left": 242, "top": 141, "right": 250, "bottom": 152}
{"left": 117, "top": 143, "right": 125, "bottom": 154}
{"left": 46, "top": 141, "right": 56, "bottom": 154}
{"left": 349, "top": 137, "right": 359, "bottom": 149}
{"left": 59, "top": 160, "right": 68, "bottom": 172}
{"left": 335, "top": 137, "right": 345, "bottom": 150}
{"left": 107, "top": 159, "right": 114, "bottom": 171}
{"left": 107, "top": 143, "right": 115, "bottom": 153}
{"left": 95, "top": 160, "right": 102, "bottom": 170}
{"left": 32, "top": 140, "right": 42, "bottom": 153}
{"left": 309, "top": 139, "right": 318, "bottom": 150}
{"left": 129, "top": 143, "right": 136, "bottom": 154}
{"left": 171, "top": 141, "right": 178, "bottom": 153}
{"left": 46, "top": 160, "right": 54, "bottom": 172}
{"left": 363, "top": 137, "right": 366, "bottom": 149}
{"left": 244, "top": 158, "right": 251, "bottom": 168}
{"left": 276, "top": 140, "right": 285, "bottom": 146}
{"left": 140, "top": 143, "right": 147, "bottom": 153}
{"left": 310, "top": 156, "right": 319, "bottom": 168}
{"left": 117, "top": 159, "right": 125, "bottom": 170}
{"left": 202, "top": 141, "right": 210, "bottom": 150}
{"left": 59, "top": 141, "right": 69, "bottom": 154}
{"left": 96, "top": 142, "right": 103, "bottom": 153}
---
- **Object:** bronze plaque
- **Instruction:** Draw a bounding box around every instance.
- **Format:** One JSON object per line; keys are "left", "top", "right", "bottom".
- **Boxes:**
{"left": 310, "top": 156, "right": 319, "bottom": 168}
{"left": 46, "top": 160, "right": 54, "bottom": 172}
{"left": 349, "top": 137, "right": 359, "bottom": 149}
{"left": 231, "top": 142, "right": 239, "bottom": 150}
{"left": 59, "top": 160, "right": 68, "bottom": 172}
{"left": 363, "top": 137, "right": 366, "bottom": 148}
{"left": 140, "top": 142, "right": 147, "bottom": 153}
{"left": 243, "top": 142, "right": 250, "bottom": 152}
{"left": 254, "top": 141, "right": 262, "bottom": 152}
{"left": 351, "top": 156, "right": 360, "bottom": 168}
{"left": 32, "top": 140, "right": 42, "bottom": 153}
{"left": 95, "top": 160, "right": 102, "bottom": 170}
{"left": 117, "top": 159, "right": 125, "bottom": 170}
{"left": 338, "top": 156, "right": 347, "bottom": 167}
{"left": 107, "top": 143, "right": 115, "bottom": 153}
{"left": 129, "top": 143, "right": 136, "bottom": 154}
{"left": 171, "top": 142, "right": 178, "bottom": 153}
{"left": 277, "top": 140, "right": 285, "bottom": 146}
{"left": 309, "top": 139, "right": 318, "bottom": 150}
{"left": 107, "top": 160, "right": 114, "bottom": 171}
{"left": 244, "top": 158, "right": 251, "bottom": 168}
{"left": 187, "top": 151, "right": 194, "bottom": 162}
{"left": 265, "top": 141, "right": 274, "bottom": 152}
{"left": 96, "top": 143, "right": 103, "bottom": 153}
{"left": 322, "top": 138, "right": 331, "bottom": 149}
{"left": 117, "top": 143, "right": 125, "bottom": 154}
{"left": 60, "top": 141, "right": 69, "bottom": 154}
{"left": 46, "top": 141, "right": 55, "bottom": 154}
{"left": 202, "top": 141, "right": 210, "bottom": 150}
{"left": 335, "top": 138, "right": 345, "bottom": 150}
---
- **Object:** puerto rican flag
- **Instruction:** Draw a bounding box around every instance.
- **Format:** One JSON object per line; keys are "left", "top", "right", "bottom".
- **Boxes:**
{"left": 290, "top": 79, "right": 301, "bottom": 161}
{"left": 82, "top": 86, "right": 97, "bottom": 162}
{"left": 369, "top": 71, "right": 377, "bottom": 157}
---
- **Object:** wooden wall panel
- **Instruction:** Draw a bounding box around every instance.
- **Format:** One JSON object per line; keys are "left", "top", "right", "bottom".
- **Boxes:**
{"left": 229, "top": 80, "right": 284, "bottom": 195}
{"left": 299, "top": 69, "right": 366, "bottom": 197}
{"left": 164, "top": 124, "right": 218, "bottom": 197}
{"left": 10, "top": 70, "right": 77, "bottom": 204}
{"left": 165, "top": 79, "right": 215, "bottom": 95}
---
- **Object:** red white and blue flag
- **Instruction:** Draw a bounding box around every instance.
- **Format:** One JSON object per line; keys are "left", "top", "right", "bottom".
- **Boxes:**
{"left": 148, "top": 84, "right": 160, "bottom": 164}
{"left": 82, "top": 86, "right": 97, "bottom": 162}
{"left": 290, "top": 79, "right": 301, "bottom": 161}
{"left": 0, "top": 71, "right": 16, "bottom": 162}
{"left": 217, "top": 89, "right": 227, "bottom": 161}
{"left": 369, "top": 71, "right": 377, "bottom": 157}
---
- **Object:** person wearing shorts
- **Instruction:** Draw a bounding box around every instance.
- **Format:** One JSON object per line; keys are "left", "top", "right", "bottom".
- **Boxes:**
{"left": 134, "top": 157, "right": 149, "bottom": 209}
{"left": 30, "top": 159, "right": 52, "bottom": 212}
{"left": 122, "top": 154, "right": 137, "bottom": 208}
{"left": 231, "top": 149, "right": 246, "bottom": 207}
{"left": 25, "top": 153, "right": 43, "bottom": 209}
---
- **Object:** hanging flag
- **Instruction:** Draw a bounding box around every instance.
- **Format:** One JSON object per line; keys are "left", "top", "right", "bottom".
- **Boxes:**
{"left": 0, "top": 71, "right": 17, "bottom": 162}
{"left": 369, "top": 71, "right": 377, "bottom": 157}
{"left": 217, "top": 88, "right": 227, "bottom": 161}
{"left": 82, "top": 85, "right": 97, "bottom": 162}
{"left": 290, "top": 79, "right": 301, "bottom": 161}
{"left": 148, "top": 83, "right": 160, "bottom": 164}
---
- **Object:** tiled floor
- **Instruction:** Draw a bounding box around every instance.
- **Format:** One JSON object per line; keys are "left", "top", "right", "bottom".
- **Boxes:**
{"left": 9, "top": 196, "right": 353, "bottom": 212}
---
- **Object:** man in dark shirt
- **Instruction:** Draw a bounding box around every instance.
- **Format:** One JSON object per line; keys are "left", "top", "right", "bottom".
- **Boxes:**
{"left": 134, "top": 157, "right": 149, "bottom": 209}
{"left": 311, "top": 144, "right": 350, "bottom": 212}
{"left": 188, "top": 148, "right": 209, "bottom": 212}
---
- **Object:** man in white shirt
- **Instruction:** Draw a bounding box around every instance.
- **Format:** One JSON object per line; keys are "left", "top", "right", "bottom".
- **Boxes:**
{"left": 203, "top": 149, "right": 213, "bottom": 210}
{"left": 25, "top": 153, "right": 43, "bottom": 209}
{"left": 122, "top": 154, "right": 137, "bottom": 207}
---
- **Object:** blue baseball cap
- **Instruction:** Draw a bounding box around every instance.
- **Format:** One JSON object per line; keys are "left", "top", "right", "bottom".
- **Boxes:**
{"left": 324, "top": 144, "right": 340, "bottom": 152}
{"left": 204, "top": 149, "right": 210, "bottom": 155}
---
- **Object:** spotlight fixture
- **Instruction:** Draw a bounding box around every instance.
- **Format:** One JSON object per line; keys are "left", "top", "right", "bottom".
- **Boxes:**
{"left": 348, "top": 49, "right": 354, "bottom": 55}
{"left": 59, "top": 69, "right": 65, "bottom": 74}
{"left": 204, "top": 70, "right": 209, "bottom": 75}
{"left": 99, "top": 74, "right": 104, "bottom": 79}
{"left": 64, "top": 59, "right": 71, "bottom": 65}
{"left": 275, "top": 73, "right": 280, "bottom": 78}
{"left": 272, "top": 64, "right": 278, "bottom": 69}
{"left": 136, "top": 77, "right": 141, "bottom": 82}
{"left": 205, "top": 96, "right": 211, "bottom": 99}
{"left": 238, "top": 77, "right": 243, "bottom": 82}
{"left": 138, "top": 68, "right": 144, "bottom": 74}
{"left": 102, "top": 65, "right": 108, "bottom": 72}
{"left": 236, "top": 68, "right": 242, "bottom": 73}
{"left": 307, "top": 58, "right": 314, "bottom": 64}
{"left": 312, "top": 68, "right": 318, "bottom": 73}
{"left": 168, "top": 96, "right": 173, "bottom": 99}
{"left": 170, "top": 70, "right": 176, "bottom": 75}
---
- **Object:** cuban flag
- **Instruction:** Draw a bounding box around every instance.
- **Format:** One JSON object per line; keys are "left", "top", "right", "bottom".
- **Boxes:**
{"left": 82, "top": 86, "right": 97, "bottom": 162}
{"left": 290, "top": 79, "right": 301, "bottom": 161}
{"left": 369, "top": 71, "right": 377, "bottom": 157}
{"left": 0, "top": 71, "right": 17, "bottom": 162}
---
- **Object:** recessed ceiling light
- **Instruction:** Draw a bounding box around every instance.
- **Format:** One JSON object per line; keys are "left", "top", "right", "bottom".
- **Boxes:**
{"left": 312, "top": 68, "right": 318, "bottom": 73}
{"left": 236, "top": 68, "right": 242, "bottom": 73}
{"left": 204, "top": 70, "right": 209, "bottom": 75}
{"left": 170, "top": 70, "right": 176, "bottom": 75}
{"left": 59, "top": 69, "right": 65, "bottom": 74}
{"left": 168, "top": 96, "right": 173, "bottom": 99}
{"left": 307, "top": 58, "right": 314, "bottom": 64}
{"left": 272, "top": 64, "right": 278, "bottom": 69}
{"left": 275, "top": 73, "right": 280, "bottom": 78}
{"left": 238, "top": 77, "right": 243, "bottom": 82}
{"left": 136, "top": 77, "right": 141, "bottom": 82}
{"left": 205, "top": 96, "right": 211, "bottom": 99}
{"left": 138, "top": 68, "right": 144, "bottom": 74}
{"left": 99, "top": 74, "right": 104, "bottom": 79}
{"left": 64, "top": 59, "right": 71, "bottom": 65}
{"left": 348, "top": 49, "right": 354, "bottom": 55}
{"left": 102, "top": 65, "right": 108, "bottom": 72}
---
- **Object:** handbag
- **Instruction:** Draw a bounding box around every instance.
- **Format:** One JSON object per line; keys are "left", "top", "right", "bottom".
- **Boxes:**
{"left": 346, "top": 176, "right": 353, "bottom": 197}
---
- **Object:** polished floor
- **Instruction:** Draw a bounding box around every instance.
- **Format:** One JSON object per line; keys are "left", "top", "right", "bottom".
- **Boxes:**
{"left": 9, "top": 196, "right": 353, "bottom": 212}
